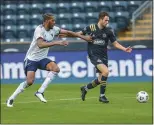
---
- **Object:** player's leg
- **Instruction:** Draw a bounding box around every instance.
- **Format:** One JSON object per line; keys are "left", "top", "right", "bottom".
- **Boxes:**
{"left": 80, "top": 78, "right": 100, "bottom": 101}
{"left": 97, "top": 64, "right": 109, "bottom": 103}
{"left": 35, "top": 58, "right": 60, "bottom": 103}
{"left": 6, "top": 59, "right": 37, "bottom": 107}
{"left": 7, "top": 59, "right": 37, "bottom": 107}
{"left": 80, "top": 57, "right": 101, "bottom": 101}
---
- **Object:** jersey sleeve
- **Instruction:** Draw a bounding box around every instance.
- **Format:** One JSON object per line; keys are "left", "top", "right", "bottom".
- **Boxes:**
{"left": 53, "top": 26, "right": 61, "bottom": 35}
{"left": 34, "top": 26, "right": 44, "bottom": 40}
{"left": 109, "top": 28, "right": 116, "bottom": 43}
{"left": 81, "top": 26, "right": 91, "bottom": 35}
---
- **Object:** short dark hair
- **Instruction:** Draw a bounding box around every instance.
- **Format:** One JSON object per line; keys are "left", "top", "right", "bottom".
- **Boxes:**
{"left": 98, "top": 12, "right": 109, "bottom": 20}
{"left": 42, "top": 13, "right": 55, "bottom": 22}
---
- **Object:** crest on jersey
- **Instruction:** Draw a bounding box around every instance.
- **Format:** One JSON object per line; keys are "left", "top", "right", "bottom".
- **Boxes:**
{"left": 97, "top": 59, "right": 102, "bottom": 63}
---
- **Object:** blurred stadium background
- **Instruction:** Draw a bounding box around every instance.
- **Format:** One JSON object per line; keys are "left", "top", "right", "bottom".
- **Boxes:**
{"left": 1, "top": 0, "right": 153, "bottom": 83}
{"left": 1, "top": 0, "right": 152, "bottom": 42}
{"left": 0, "top": 0, "right": 153, "bottom": 124}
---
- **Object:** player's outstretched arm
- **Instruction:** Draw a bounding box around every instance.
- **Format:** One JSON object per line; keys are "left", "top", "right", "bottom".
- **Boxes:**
{"left": 37, "top": 38, "right": 68, "bottom": 48}
{"left": 60, "top": 29, "right": 92, "bottom": 42}
{"left": 112, "top": 41, "right": 132, "bottom": 53}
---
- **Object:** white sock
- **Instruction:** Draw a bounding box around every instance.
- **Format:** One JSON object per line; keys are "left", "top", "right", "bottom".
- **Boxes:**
{"left": 9, "top": 81, "right": 29, "bottom": 100}
{"left": 37, "top": 71, "right": 57, "bottom": 93}
{"left": 100, "top": 94, "right": 105, "bottom": 97}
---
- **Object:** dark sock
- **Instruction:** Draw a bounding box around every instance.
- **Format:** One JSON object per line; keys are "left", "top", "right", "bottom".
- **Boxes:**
{"left": 100, "top": 84, "right": 106, "bottom": 95}
{"left": 86, "top": 79, "right": 100, "bottom": 89}
{"left": 100, "top": 76, "right": 107, "bottom": 95}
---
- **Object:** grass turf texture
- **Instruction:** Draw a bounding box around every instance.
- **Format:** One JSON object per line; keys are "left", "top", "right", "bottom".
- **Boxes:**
{"left": 1, "top": 82, "right": 153, "bottom": 124}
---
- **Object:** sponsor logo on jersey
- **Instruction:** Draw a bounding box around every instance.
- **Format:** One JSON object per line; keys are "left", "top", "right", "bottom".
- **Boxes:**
{"left": 93, "top": 39, "right": 105, "bottom": 45}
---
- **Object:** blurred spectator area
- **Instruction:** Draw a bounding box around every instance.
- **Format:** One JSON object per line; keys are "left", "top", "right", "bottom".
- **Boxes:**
{"left": 1, "top": 0, "right": 152, "bottom": 43}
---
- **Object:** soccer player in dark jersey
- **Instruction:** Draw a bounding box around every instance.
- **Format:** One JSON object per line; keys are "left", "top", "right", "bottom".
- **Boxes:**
{"left": 77, "top": 12, "right": 132, "bottom": 103}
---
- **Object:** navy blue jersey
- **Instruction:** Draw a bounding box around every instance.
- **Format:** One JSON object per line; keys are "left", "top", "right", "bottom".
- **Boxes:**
{"left": 82, "top": 24, "right": 116, "bottom": 59}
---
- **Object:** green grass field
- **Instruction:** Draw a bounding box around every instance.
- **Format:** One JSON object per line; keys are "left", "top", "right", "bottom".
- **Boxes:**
{"left": 1, "top": 82, "right": 153, "bottom": 124}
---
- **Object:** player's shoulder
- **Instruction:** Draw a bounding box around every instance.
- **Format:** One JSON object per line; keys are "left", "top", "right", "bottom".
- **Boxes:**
{"left": 53, "top": 25, "right": 60, "bottom": 30}
{"left": 35, "top": 24, "right": 44, "bottom": 31}
{"left": 87, "top": 24, "right": 97, "bottom": 31}
{"left": 88, "top": 24, "right": 97, "bottom": 28}
{"left": 106, "top": 25, "right": 113, "bottom": 31}
{"left": 51, "top": 26, "right": 60, "bottom": 34}
{"left": 105, "top": 26, "right": 114, "bottom": 33}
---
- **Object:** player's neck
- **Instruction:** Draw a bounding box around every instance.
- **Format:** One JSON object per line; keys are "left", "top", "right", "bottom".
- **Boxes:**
{"left": 43, "top": 23, "right": 50, "bottom": 31}
{"left": 97, "top": 23, "right": 105, "bottom": 29}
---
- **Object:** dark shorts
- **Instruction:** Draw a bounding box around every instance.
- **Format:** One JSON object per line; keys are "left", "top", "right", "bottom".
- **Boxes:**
{"left": 89, "top": 55, "right": 108, "bottom": 73}
{"left": 24, "top": 58, "right": 55, "bottom": 76}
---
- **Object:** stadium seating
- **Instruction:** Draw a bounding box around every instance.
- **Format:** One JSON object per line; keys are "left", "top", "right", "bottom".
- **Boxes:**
{"left": 84, "top": 1, "right": 98, "bottom": 13}
{"left": 3, "top": 15, "right": 16, "bottom": 26}
{"left": 30, "top": 3, "right": 43, "bottom": 15}
{"left": 57, "top": 13, "right": 72, "bottom": 25}
{"left": 85, "top": 12, "right": 98, "bottom": 25}
{"left": 16, "top": 15, "right": 30, "bottom": 26}
{"left": 17, "top": 4, "right": 30, "bottom": 15}
{"left": 43, "top": 3, "right": 57, "bottom": 14}
{"left": 0, "top": 26, "right": 4, "bottom": 42}
{"left": 1, "top": 0, "right": 143, "bottom": 42}
{"left": 97, "top": 1, "right": 112, "bottom": 12}
{"left": 3, "top": 25, "right": 16, "bottom": 41}
{"left": 59, "top": 24, "right": 73, "bottom": 31}
{"left": 30, "top": 14, "right": 43, "bottom": 25}
{"left": 127, "top": 1, "right": 142, "bottom": 17}
{"left": 73, "top": 23, "right": 86, "bottom": 32}
{"left": 114, "top": 12, "right": 129, "bottom": 29}
{"left": 57, "top": 3, "right": 70, "bottom": 14}
{"left": 72, "top": 13, "right": 86, "bottom": 24}
{"left": 112, "top": 1, "right": 127, "bottom": 12}
{"left": 3, "top": 4, "right": 16, "bottom": 15}
{"left": 16, "top": 25, "right": 30, "bottom": 39}
{"left": 70, "top": 2, "right": 84, "bottom": 13}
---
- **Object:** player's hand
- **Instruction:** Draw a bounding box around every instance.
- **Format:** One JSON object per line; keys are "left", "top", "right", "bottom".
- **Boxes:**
{"left": 125, "top": 46, "right": 132, "bottom": 53}
{"left": 83, "top": 35, "right": 93, "bottom": 42}
{"left": 60, "top": 41, "right": 69, "bottom": 46}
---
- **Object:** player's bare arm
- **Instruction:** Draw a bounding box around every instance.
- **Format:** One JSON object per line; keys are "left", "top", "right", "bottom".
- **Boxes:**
{"left": 59, "top": 29, "right": 92, "bottom": 42}
{"left": 112, "top": 41, "right": 132, "bottom": 53}
{"left": 37, "top": 38, "right": 68, "bottom": 48}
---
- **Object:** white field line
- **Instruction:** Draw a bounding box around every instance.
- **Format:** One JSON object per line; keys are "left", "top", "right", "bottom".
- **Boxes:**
{"left": 1, "top": 96, "right": 135, "bottom": 105}
{"left": 1, "top": 97, "right": 97, "bottom": 104}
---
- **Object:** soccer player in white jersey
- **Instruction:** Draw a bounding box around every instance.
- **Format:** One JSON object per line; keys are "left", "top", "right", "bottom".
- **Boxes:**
{"left": 6, "top": 13, "right": 92, "bottom": 107}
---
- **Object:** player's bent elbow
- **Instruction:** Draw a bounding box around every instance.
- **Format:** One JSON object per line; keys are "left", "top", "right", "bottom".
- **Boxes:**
{"left": 37, "top": 44, "right": 43, "bottom": 49}
{"left": 37, "top": 42, "right": 44, "bottom": 49}
{"left": 37, "top": 39, "right": 46, "bottom": 48}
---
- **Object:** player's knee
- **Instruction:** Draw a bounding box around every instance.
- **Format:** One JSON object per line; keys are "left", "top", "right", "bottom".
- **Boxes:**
{"left": 102, "top": 69, "right": 109, "bottom": 77}
{"left": 99, "top": 76, "right": 108, "bottom": 85}
{"left": 52, "top": 66, "right": 60, "bottom": 73}
{"left": 26, "top": 79, "right": 34, "bottom": 86}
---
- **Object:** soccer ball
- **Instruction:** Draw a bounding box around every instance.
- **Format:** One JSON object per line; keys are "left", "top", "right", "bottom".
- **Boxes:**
{"left": 136, "top": 91, "right": 149, "bottom": 103}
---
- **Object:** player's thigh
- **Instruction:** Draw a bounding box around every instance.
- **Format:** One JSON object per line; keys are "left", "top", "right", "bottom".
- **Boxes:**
{"left": 38, "top": 58, "right": 60, "bottom": 72}
{"left": 96, "top": 63, "right": 109, "bottom": 76}
{"left": 89, "top": 56, "right": 108, "bottom": 75}
{"left": 24, "top": 59, "right": 38, "bottom": 84}
{"left": 46, "top": 61, "right": 60, "bottom": 72}
{"left": 26, "top": 71, "right": 36, "bottom": 85}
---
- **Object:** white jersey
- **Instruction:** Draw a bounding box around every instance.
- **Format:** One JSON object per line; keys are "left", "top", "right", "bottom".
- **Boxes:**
{"left": 24, "top": 25, "right": 60, "bottom": 61}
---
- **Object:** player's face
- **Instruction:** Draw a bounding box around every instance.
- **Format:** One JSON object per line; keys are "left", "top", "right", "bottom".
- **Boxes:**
{"left": 47, "top": 18, "right": 55, "bottom": 29}
{"left": 101, "top": 16, "right": 109, "bottom": 27}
